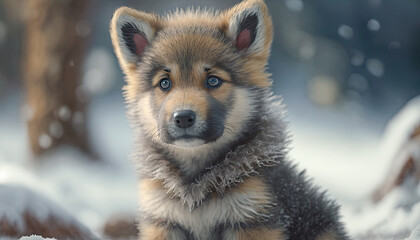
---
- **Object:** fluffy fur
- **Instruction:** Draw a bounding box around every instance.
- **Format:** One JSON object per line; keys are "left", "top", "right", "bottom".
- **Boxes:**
{"left": 133, "top": 93, "right": 287, "bottom": 209}
{"left": 110, "top": 0, "right": 349, "bottom": 239}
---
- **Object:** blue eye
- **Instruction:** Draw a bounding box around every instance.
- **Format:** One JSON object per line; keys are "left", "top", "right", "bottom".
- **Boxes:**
{"left": 159, "top": 78, "right": 171, "bottom": 90}
{"left": 206, "top": 76, "right": 222, "bottom": 88}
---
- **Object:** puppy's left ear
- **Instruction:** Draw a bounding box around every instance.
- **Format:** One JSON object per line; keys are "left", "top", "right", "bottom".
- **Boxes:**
{"left": 222, "top": 0, "right": 273, "bottom": 59}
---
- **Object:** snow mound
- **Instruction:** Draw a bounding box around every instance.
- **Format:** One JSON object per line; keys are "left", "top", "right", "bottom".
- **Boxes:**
{"left": 380, "top": 96, "right": 420, "bottom": 168}
{"left": 20, "top": 235, "right": 57, "bottom": 240}
{"left": 0, "top": 184, "right": 97, "bottom": 239}
{"left": 343, "top": 95, "right": 420, "bottom": 238}
{"left": 406, "top": 225, "right": 420, "bottom": 240}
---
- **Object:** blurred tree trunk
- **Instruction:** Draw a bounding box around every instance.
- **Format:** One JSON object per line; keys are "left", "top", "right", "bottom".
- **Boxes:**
{"left": 23, "top": 0, "right": 92, "bottom": 156}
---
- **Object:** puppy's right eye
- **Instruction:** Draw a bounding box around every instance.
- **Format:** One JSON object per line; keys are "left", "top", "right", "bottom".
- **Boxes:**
{"left": 159, "top": 78, "right": 172, "bottom": 91}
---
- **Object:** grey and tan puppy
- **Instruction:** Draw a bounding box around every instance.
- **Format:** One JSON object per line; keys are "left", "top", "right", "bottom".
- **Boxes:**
{"left": 110, "top": 0, "right": 349, "bottom": 239}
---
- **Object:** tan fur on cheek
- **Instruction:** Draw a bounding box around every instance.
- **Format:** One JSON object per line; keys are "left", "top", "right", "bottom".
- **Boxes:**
{"left": 137, "top": 94, "right": 160, "bottom": 141}
{"left": 139, "top": 178, "right": 164, "bottom": 192}
{"left": 153, "top": 87, "right": 167, "bottom": 108}
{"left": 209, "top": 83, "right": 233, "bottom": 102}
{"left": 234, "top": 228, "right": 286, "bottom": 240}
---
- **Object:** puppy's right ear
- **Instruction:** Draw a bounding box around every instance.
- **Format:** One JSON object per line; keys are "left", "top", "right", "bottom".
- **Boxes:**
{"left": 110, "top": 7, "right": 162, "bottom": 75}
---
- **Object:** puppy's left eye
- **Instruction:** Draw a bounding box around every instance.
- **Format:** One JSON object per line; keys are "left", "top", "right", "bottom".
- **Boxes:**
{"left": 206, "top": 76, "right": 222, "bottom": 88}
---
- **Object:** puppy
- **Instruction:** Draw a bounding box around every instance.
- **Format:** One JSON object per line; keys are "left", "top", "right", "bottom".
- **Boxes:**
{"left": 110, "top": 0, "right": 349, "bottom": 239}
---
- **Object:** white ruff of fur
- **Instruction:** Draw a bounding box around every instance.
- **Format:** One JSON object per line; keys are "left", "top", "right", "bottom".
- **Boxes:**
{"left": 132, "top": 94, "right": 290, "bottom": 209}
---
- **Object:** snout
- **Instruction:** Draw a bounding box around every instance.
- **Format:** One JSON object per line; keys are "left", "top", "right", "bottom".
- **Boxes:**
{"left": 157, "top": 88, "right": 226, "bottom": 146}
{"left": 173, "top": 110, "right": 196, "bottom": 129}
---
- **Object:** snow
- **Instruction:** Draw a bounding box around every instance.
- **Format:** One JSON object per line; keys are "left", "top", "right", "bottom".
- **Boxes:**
{"left": 0, "top": 184, "right": 75, "bottom": 232}
{"left": 38, "top": 134, "right": 52, "bottom": 149}
{"left": 76, "top": 20, "right": 92, "bottom": 38}
{"left": 338, "top": 25, "right": 354, "bottom": 40}
{"left": 82, "top": 48, "right": 118, "bottom": 97}
{"left": 284, "top": 0, "right": 304, "bottom": 13}
{"left": 380, "top": 96, "right": 420, "bottom": 167}
{"left": 48, "top": 121, "right": 63, "bottom": 139}
{"left": 366, "top": 58, "right": 385, "bottom": 77}
{"left": 367, "top": 19, "right": 381, "bottom": 31}
{"left": 406, "top": 225, "right": 420, "bottom": 240}
{"left": 350, "top": 50, "right": 365, "bottom": 66}
{"left": 57, "top": 105, "right": 71, "bottom": 121}
{"left": 389, "top": 41, "right": 402, "bottom": 50}
{"left": 20, "top": 236, "right": 56, "bottom": 240}
{"left": 0, "top": 92, "right": 136, "bottom": 236}
{"left": 348, "top": 73, "right": 369, "bottom": 92}
{"left": 290, "top": 95, "right": 420, "bottom": 237}
{"left": 339, "top": 96, "right": 420, "bottom": 236}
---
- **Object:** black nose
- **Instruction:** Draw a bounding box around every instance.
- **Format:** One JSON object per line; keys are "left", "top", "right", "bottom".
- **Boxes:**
{"left": 173, "top": 110, "right": 196, "bottom": 128}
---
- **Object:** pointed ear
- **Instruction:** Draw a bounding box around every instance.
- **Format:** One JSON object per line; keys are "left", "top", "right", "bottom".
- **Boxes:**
{"left": 222, "top": 0, "right": 273, "bottom": 58}
{"left": 110, "top": 7, "right": 162, "bottom": 75}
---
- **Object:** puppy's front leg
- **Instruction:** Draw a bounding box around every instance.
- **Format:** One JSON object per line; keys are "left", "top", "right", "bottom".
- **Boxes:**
{"left": 224, "top": 227, "right": 286, "bottom": 240}
{"left": 139, "top": 223, "right": 186, "bottom": 240}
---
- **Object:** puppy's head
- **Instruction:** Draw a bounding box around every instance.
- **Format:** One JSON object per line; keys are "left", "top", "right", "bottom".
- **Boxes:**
{"left": 110, "top": 0, "right": 273, "bottom": 149}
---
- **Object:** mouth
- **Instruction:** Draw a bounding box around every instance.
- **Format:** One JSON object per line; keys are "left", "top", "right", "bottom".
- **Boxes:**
{"left": 172, "top": 137, "right": 206, "bottom": 147}
{"left": 160, "top": 122, "right": 225, "bottom": 147}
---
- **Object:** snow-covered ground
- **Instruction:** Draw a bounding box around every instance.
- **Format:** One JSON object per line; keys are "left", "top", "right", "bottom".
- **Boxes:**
{"left": 0, "top": 85, "right": 419, "bottom": 238}
{"left": 290, "top": 96, "right": 420, "bottom": 238}
{"left": 0, "top": 91, "right": 137, "bottom": 236}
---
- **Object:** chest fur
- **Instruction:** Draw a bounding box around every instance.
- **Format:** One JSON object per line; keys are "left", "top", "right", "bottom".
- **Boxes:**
{"left": 138, "top": 177, "right": 274, "bottom": 238}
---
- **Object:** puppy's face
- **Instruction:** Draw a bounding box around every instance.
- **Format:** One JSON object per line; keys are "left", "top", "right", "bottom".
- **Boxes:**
{"left": 141, "top": 30, "right": 245, "bottom": 147}
{"left": 110, "top": 0, "right": 273, "bottom": 148}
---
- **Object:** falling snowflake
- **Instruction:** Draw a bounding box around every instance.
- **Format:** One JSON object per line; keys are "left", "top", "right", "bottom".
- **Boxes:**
{"left": 58, "top": 106, "right": 72, "bottom": 121}
{"left": 72, "top": 112, "right": 84, "bottom": 132}
{"left": 389, "top": 41, "right": 402, "bottom": 50}
{"left": 367, "top": 19, "right": 381, "bottom": 31}
{"left": 368, "top": 0, "right": 382, "bottom": 7}
{"left": 284, "top": 0, "right": 304, "bottom": 13}
{"left": 38, "top": 134, "right": 52, "bottom": 149}
{"left": 49, "top": 121, "right": 64, "bottom": 139}
{"left": 81, "top": 48, "right": 117, "bottom": 96}
{"left": 350, "top": 50, "right": 365, "bottom": 66}
{"left": 348, "top": 73, "right": 369, "bottom": 92}
{"left": 366, "top": 58, "right": 385, "bottom": 77}
{"left": 299, "top": 41, "right": 316, "bottom": 60}
{"left": 338, "top": 25, "right": 353, "bottom": 40}
{"left": 76, "top": 20, "right": 91, "bottom": 38}
{"left": 20, "top": 104, "right": 34, "bottom": 121}
{"left": 307, "top": 75, "right": 340, "bottom": 106}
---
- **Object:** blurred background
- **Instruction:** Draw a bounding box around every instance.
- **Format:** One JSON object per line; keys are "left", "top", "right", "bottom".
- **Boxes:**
{"left": 0, "top": 0, "right": 419, "bottom": 239}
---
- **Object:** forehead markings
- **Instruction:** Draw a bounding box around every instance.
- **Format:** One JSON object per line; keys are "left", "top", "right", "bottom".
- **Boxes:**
{"left": 152, "top": 29, "right": 230, "bottom": 66}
